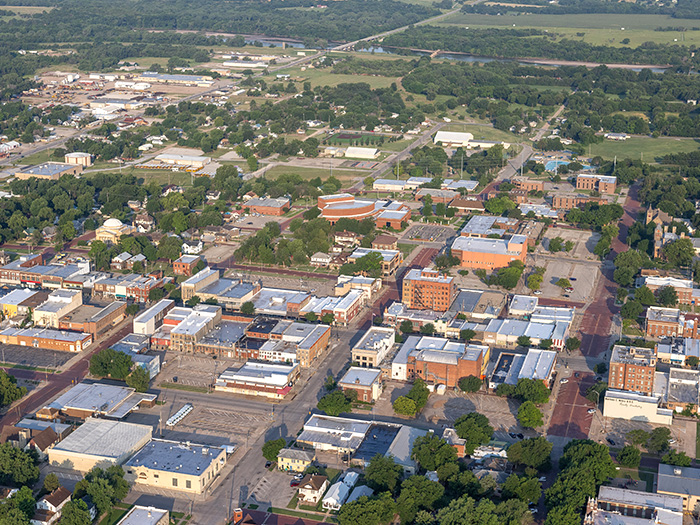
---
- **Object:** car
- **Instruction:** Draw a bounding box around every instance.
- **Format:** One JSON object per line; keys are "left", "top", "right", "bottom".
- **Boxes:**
{"left": 538, "top": 477, "right": 547, "bottom": 482}
{"left": 517, "top": 433, "right": 524, "bottom": 440}
{"left": 529, "top": 508, "right": 538, "bottom": 514}
{"left": 560, "top": 378, "right": 569, "bottom": 384}
{"left": 606, "top": 438, "right": 615, "bottom": 446}
{"left": 508, "top": 432, "right": 518, "bottom": 439}
{"left": 587, "top": 408, "right": 596, "bottom": 414}
{"left": 533, "top": 290, "right": 542, "bottom": 295}
{"left": 565, "top": 287, "right": 574, "bottom": 292}
{"left": 563, "top": 294, "right": 570, "bottom": 298}
{"left": 294, "top": 473, "right": 304, "bottom": 480}
{"left": 265, "top": 461, "right": 272, "bottom": 468}
{"left": 290, "top": 480, "right": 300, "bottom": 487}
{"left": 574, "top": 372, "right": 580, "bottom": 378}
{"left": 172, "top": 376, "right": 178, "bottom": 383}
{"left": 570, "top": 277, "right": 577, "bottom": 281}
{"left": 669, "top": 439, "right": 677, "bottom": 444}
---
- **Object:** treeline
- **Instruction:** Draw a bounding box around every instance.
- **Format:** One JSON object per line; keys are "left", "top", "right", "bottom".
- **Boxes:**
{"left": 463, "top": 0, "right": 669, "bottom": 16}
{"left": 382, "top": 27, "right": 698, "bottom": 67}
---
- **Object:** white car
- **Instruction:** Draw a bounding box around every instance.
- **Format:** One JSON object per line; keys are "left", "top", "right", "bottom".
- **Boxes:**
{"left": 533, "top": 290, "right": 542, "bottom": 295}
{"left": 560, "top": 378, "right": 569, "bottom": 384}
{"left": 587, "top": 408, "right": 596, "bottom": 414}
{"left": 538, "top": 477, "right": 546, "bottom": 482}
{"left": 669, "top": 439, "right": 677, "bottom": 444}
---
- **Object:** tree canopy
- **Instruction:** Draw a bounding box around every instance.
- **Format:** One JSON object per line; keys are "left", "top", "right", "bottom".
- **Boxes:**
{"left": 454, "top": 412, "right": 494, "bottom": 455}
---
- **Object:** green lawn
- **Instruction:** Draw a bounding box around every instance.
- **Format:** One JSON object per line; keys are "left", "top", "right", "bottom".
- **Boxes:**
{"left": 98, "top": 506, "right": 131, "bottom": 525}
{"left": 159, "top": 382, "right": 209, "bottom": 393}
{"left": 443, "top": 123, "right": 522, "bottom": 144}
{"left": 589, "top": 137, "right": 700, "bottom": 162}
{"left": 437, "top": 13, "right": 700, "bottom": 47}
{"left": 398, "top": 242, "right": 417, "bottom": 258}
{"left": 260, "top": 67, "right": 398, "bottom": 89}
{"left": 263, "top": 165, "right": 366, "bottom": 183}
{"left": 696, "top": 420, "right": 700, "bottom": 459}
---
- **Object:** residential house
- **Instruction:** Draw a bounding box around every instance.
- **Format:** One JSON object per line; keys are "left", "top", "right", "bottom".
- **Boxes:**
{"left": 298, "top": 475, "right": 329, "bottom": 504}
{"left": 277, "top": 448, "right": 315, "bottom": 473}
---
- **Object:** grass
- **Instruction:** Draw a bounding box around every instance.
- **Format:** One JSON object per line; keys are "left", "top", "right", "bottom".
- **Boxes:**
{"left": 588, "top": 136, "right": 700, "bottom": 162}
{"left": 15, "top": 149, "right": 52, "bottom": 166}
{"left": 287, "top": 493, "right": 299, "bottom": 509}
{"left": 444, "top": 123, "right": 522, "bottom": 143}
{"left": 263, "top": 165, "right": 366, "bottom": 182}
{"left": 269, "top": 507, "right": 323, "bottom": 520}
{"left": 260, "top": 67, "right": 398, "bottom": 89}
{"left": 98, "top": 506, "right": 131, "bottom": 525}
{"left": 696, "top": 420, "right": 700, "bottom": 459}
{"left": 248, "top": 504, "right": 259, "bottom": 510}
{"left": 0, "top": 362, "right": 56, "bottom": 373}
{"left": 397, "top": 242, "right": 417, "bottom": 258}
{"left": 159, "top": 382, "right": 209, "bottom": 393}
{"left": 437, "top": 13, "right": 700, "bottom": 47}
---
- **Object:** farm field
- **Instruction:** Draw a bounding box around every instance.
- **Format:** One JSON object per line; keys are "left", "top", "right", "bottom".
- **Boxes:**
{"left": 437, "top": 13, "right": 700, "bottom": 47}
{"left": 589, "top": 136, "right": 700, "bottom": 161}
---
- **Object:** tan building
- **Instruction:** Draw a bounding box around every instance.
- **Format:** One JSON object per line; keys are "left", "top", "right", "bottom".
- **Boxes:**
{"left": 15, "top": 162, "right": 82, "bottom": 181}
{"left": 402, "top": 268, "right": 456, "bottom": 312}
{"left": 338, "top": 367, "right": 383, "bottom": 403}
{"left": 58, "top": 301, "right": 127, "bottom": 338}
{"left": 352, "top": 327, "right": 396, "bottom": 368}
{"left": 511, "top": 177, "right": 544, "bottom": 192}
{"left": 181, "top": 267, "right": 219, "bottom": 302}
{"left": 576, "top": 174, "right": 617, "bottom": 194}
{"left": 95, "top": 218, "right": 135, "bottom": 244}
{"left": 278, "top": 448, "right": 315, "bottom": 473}
{"left": 608, "top": 345, "right": 657, "bottom": 394}
{"left": 348, "top": 248, "right": 403, "bottom": 276}
{"left": 657, "top": 464, "right": 700, "bottom": 513}
{"left": 552, "top": 194, "right": 604, "bottom": 210}
{"left": 34, "top": 289, "right": 82, "bottom": 328}
{"left": 0, "top": 327, "right": 92, "bottom": 352}
{"left": 64, "top": 152, "right": 93, "bottom": 167}
{"left": 125, "top": 439, "right": 226, "bottom": 494}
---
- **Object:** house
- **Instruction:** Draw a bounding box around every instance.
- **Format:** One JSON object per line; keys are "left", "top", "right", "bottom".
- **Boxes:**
{"left": 371, "top": 235, "right": 398, "bottom": 251}
{"left": 277, "top": 448, "right": 315, "bottom": 473}
{"left": 182, "top": 240, "right": 203, "bottom": 255}
{"left": 27, "top": 427, "right": 59, "bottom": 460}
{"left": 173, "top": 255, "right": 201, "bottom": 276}
{"left": 297, "top": 475, "right": 329, "bottom": 504}
{"left": 322, "top": 481, "right": 350, "bottom": 510}
{"left": 111, "top": 252, "right": 133, "bottom": 270}
{"left": 31, "top": 487, "right": 71, "bottom": 525}
{"left": 442, "top": 428, "right": 466, "bottom": 458}
{"left": 310, "top": 252, "right": 332, "bottom": 268}
{"left": 135, "top": 214, "right": 156, "bottom": 233}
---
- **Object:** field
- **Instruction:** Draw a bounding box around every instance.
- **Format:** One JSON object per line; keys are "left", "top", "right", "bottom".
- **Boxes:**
{"left": 2, "top": 5, "right": 53, "bottom": 13}
{"left": 262, "top": 164, "right": 366, "bottom": 182}
{"left": 262, "top": 66, "right": 398, "bottom": 89}
{"left": 437, "top": 13, "right": 700, "bottom": 47}
{"left": 444, "top": 123, "right": 522, "bottom": 143}
{"left": 588, "top": 136, "right": 700, "bottom": 161}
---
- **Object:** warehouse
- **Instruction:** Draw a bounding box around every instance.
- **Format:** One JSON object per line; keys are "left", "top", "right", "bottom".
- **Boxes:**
{"left": 48, "top": 418, "right": 152, "bottom": 472}
{"left": 15, "top": 162, "right": 82, "bottom": 181}
{"left": 125, "top": 439, "right": 226, "bottom": 494}
{"left": 41, "top": 382, "right": 156, "bottom": 420}
{"left": 0, "top": 327, "right": 92, "bottom": 352}
{"left": 214, "top": 362, "right": 299, "bottom": 399}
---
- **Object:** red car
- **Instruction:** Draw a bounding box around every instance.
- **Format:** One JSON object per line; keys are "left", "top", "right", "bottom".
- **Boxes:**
{"left": 290, "top": 480, "right": 301, "bottom": 487}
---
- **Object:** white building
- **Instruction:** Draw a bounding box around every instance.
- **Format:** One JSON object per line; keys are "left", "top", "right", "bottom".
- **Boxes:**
{"left": 603, "top": 389, "right": 673, "bottom": 425}
{"left": 344, "top": 147, "right": 379, "bottom": 160}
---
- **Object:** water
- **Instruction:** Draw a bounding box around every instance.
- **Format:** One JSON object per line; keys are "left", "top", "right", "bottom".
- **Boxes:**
{"left": 544, "top": 160, "right": 594, "bottom": 171}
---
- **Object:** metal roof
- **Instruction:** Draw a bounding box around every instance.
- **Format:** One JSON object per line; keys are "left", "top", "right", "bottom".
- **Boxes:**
{"left": 658, "top": 464, "right": 700, "bottom": 498}
{"left": 50, "top": 418, "right": 151, "bottom": 459}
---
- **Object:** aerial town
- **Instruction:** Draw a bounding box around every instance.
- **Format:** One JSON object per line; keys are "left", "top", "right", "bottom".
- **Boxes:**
{"left": 1, "top": 0, "right": 700, "bottom": 524}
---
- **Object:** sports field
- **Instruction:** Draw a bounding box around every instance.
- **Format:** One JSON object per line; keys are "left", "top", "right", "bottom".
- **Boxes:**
{"left": 589, "top": 136, "right": 700, "bottom": 162}
{"left": 438, "top": 13, "right": 700, "bottom": 47}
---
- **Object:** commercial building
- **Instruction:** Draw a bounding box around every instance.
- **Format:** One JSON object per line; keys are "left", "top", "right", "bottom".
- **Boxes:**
{"left": 48, "top": 418, "right": 152, "bottom": 472}
{"left": 251, "top": 321, "right": 331, "bottom": 367}
{"left": 639, "top": 276, "right": 699, "bottom": 306}
{"left": 448, "top": 289, "right": 507, "bottom": 321}
{"left": 402, "top": 268, "right": 456, "bottom": 312}
{"left": 214, "top": 362, "right": 299, "bottom": 399}
{"left": 372, "top": 235, "right": 398, "bottom": 251}
{"left": 338, "top": 367, "right": 383, "bottom": 403}
{"left": 0, "top": 288, "right": 46, "bottom": 317}
{"left": 552, "top": 194, "right": 604, "bottom": 210}
{"left": 584, "top": 486, "right": 683, "bottom": 525}
{"left": 64, "top": 152, "right": 93, "bottom": 167}
{"left": 519, "top": 203, "right": 559, "bottom": 219}
{"left": 383, "top": 302, "right": 441, "bottom": 333}
{"left": 93, "top": 273, "right": 163, "bottom": 303}
{"left": 434, "top": 131, "right": 474, "bottom": 147}
{"left": 385, "top": 425, "right": 429, "bottom": 476}
{"left": 58, "top": 301, "right": 127, "bottom": 337}
{"left": 116, "top": 506, "right": 169, "bottom": 525}
{"left": 181, "top": 268, "right": 219, "bottom": 302}
{"left": 451, "top": 235, "right": 528, "bottom": 269}
{"left": 511, "top": 177, "right": 544, "bottom": 192}
{"left": 278, "top": 449, "right": 315, "bottom": 473}
{"left": 609, "top": 345, "right": 657, "bottom": 394}
{"left": 173, "top": 255, "right": 201, "bottom": 276}
{"left": 482, "top": 318, "right": 570, "bottom": 349}
{"left": 351, "top": 327, "right": 396, "bottom": 368}
{"left": 657, "top": 464, "right": 700, "bottom": 513}
{"left": 603, "top": 389, "right": 672, "bottom": 425}
{"left": 95, "top": 218, "right": 136, "bottom": 244}
{"left": 125, "top": 439, "right": 226, "bottom": 494}
{"left": 251, "top": 287, "right": 311, "bottom": 317}
{"left": 348, "top": 248, "right": 403, "bottom": 276}
{"left": 656, "top": 338, "right": 700, "bottom": 367}
{"left": 297, "top": 415, "right": 371, "bottom": 454}
{"left": 317, "top": 194, "right": 411, "bottom": 228}
{"left": 41, "top": 382, "right": 156, "bottom": 420}
{"left": 489, "top": 349, "right": 557, "bottom": 390}
{"left": 15, "top": 162, "right": 82, "bottom": 181}
{"left": 335, "top": 275, "right": 382, "bottom": 299}
{"left": 345, "top": 146, "right": 379, "bottom": 159}
{"left": 133, "top": 299, "right": 175, "bottom": 335}
{"left": 242, "top": 197, "right": 291, "bottom": 216}
{"left": 0, "top": 327, "right": 92, "bottom": 352}
{"left": 136, "top": 71, "right": 214, "bottom": 87}
{"left": 373, "top": 179, "right": 407, "bottom": 192}
{"left": 415, "top": 188, "right": 459, "bottom": 205}
{"left": 460, "top": 215, "right": 519, "bottom": 238}
{"left": 576, "top": 174, "right": 617, "bottom": 194}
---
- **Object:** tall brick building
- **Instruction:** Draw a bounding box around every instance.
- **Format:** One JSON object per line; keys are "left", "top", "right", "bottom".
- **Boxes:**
{"left": 576, "top": 174, "right": 617, "bottom": 194}
{"left": 402, "top": 268, "right": 456, "bottom": 312}
{"left": 608, "top": 345, "right": 657, "bottom": 395}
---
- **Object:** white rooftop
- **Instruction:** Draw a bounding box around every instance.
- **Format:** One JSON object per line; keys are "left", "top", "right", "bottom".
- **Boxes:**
{"left": 50, "top": 418, "right": 152, "bottom": 459}
{"left": 339, "top": 367, "right": 382, "bottom": 388}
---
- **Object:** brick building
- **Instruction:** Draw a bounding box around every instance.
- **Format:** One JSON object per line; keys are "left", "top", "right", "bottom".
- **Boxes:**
{"left": 511, "top": 177, "right": 544, "bottom": 192}
{"left": 242, "top": 197, "right": 291, "bottom": 216}
{"left": 372, "top": 235, "right": 398, "bottom": 251}
{"left": 402, "top": 268, "right": 456, "bottom": 312}
{"left": 646, "top": 307, "right": 700, "bottom": 339}
{"left": 450, "top": 235, "right": 527, "bottom": 269}
{"left": 576, "top": 174, "right": 617, "bottom": 194}
{"left": 608, "top": 345, "right": 657, "bottom": 394}
{"left": 58, "top": 302, "right": 127, "bottom": 338}
{"left": 0, "top": 327, "right": 92, "bottom": 352}
{"left": 640, "top": 276, "right": 698, "bottom": 306}
{"left": 173, "top": 255, "right": 201, "bottom": 276}
{"left": 552, "top": 194, "right": 604, "bottom": 210}
{"left": 338, "top": 367, "right": 383, "bottom": 403}
{"left": 406, "top": 342, "right": 488, "bottom": 387}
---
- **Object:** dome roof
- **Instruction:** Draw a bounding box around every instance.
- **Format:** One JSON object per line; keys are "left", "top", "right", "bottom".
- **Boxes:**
{"left": 103, "top": 218, "right": 123, "bottom": 228}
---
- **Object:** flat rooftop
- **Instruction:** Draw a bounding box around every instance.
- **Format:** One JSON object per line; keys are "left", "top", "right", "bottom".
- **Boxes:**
{"left": 50, "top": 418, "right": 152, "bottom": 459}
{"left": 199, "top": 321, "right": 247, "bottom": 347}
{"left": 18, "top": 162, "right": 75, "bottom": 177}
{"left": 48, "top": 382, "right": 155, "bottom": 418}
{"left": 611, "top": 345, "right": 656, "bottom": 367}
{"left": 350, "top": 248, "right": 400, "bottom": 263}
{"left": 404, "top": 268, "right": 453, "bottom": 284}
{"left": 451, "top": 235, "right": 526, "bottom": 255}
{"left": 339, "top": 367, "right": 382, "bottom": 387}
{"left": 353, "top": 327, "right": 395, "bottom": 352}
{"left": 117, "top": 506, "right": 169, "bottom": 525}
{"left": 125, "top": 439, "right": 225, "bottom": 476}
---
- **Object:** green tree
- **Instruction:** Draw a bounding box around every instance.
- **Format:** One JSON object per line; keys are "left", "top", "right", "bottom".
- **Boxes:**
{"left": 241, "top": 301, "right": 255, "bottom": 315}
{"left": 555, "top": 278, "right": 571, "bottom": 289}
{"left": 458, "top": 375, "right": 482, "bottom": 393}
{"left": 502, "top": 474, "right": 541, "bottom": 504}
{"left": 86, "top": 477, "right": 114, "bottom": 516}
{"left": 621, "top": 300, "right": 644, "bottom": 320}
{"left": 507, "top": 437, "right": 552, "bottom": 471}
{"left": 663, "top": 237, "right": 695, "bottom": 267}
{"left": 89, "top": 348, "right": 133, "bottom": 381}
{"left": 454, "top": 412, "right": 493, "bottom": 455}
{"left": 517, "top": 401, "right": 544, "bottom": 428}
{"left": 58, "top": 500, "right": 92, "bottom": 525}
{"left": 321, "top": 313, "right": 335, "bottom": 325}
{"left": 125, "top": 366, "right": 150, "bottom": 393}
{"left": 626, "top": 429, "right": 650, "bottom": 447}
{"left": 617, "top": 445, "right": 641, "bottom": 468}
{"left": 0, "top": 370, "right": 26, "bottom": 406}
{"left": 647, "top": 427, "right": 671, "bottom": 454}
{"left": 540, "top": 339, "right": 553, "bottom": 350}
{"left": 261, "top": 438, "right": 286, "bottom": 462}
{"left": 365, "top": 455, "right": 402, "bottom": 494}
{"left": 514, "top": 378, "right": 550, "bottom": 404}
{"left": 657, "top": 285, "right": 678, "bottom": 307}
{"left": 148, "top": 287, "right": 166, "bottom": 301}
{"left": 186, "top": 296, "right": 201, "bottom": 308}
{"left": 43, "top": 472, "right": 60, "bottom": 493}
{"left": 527, "top": 273, "right": 543, "bottom": 291}
{"left": 419, "top": 323, "right": 435, "bottom": 335}
{"left": 317, "top": 391, "right": 352, "bottom": 416}
{"left": 305, "top": 312, "right": 318, "bottom": 323}
{"left": 393, "top": 396, "right": 417, "bottom": 417}
{"left": 516, "top": 335, "right": 531, "bottom": 347}
{"left": 548, "top": 237, "right": 564, "bottom": 252}
{"left": 661, "top": 450, "right": 692, "bottom": 467}
{"left": 634, "top": 285, "right": 656, "bottom": 306}
{"left": 396, "top": 476, "right": 444, "bottom": 524}
{"left": 687, "top": 356, "right": 699, "bottom": 368}
{"left": 337, "top": 492, "right": 396, "bottom": 525}
{"left": 399, "top": 320, "right": 414, "bottom": 334}
{"left": 460, "top": 329, "right": 476, "bottom": 342}
{"left": 411, "top": 433, "right": 457, "bottom": 472}
{"left": 407, "top": 379, "right": 430, "bottom": 411}
{"left": 565, "top": 337, "right": 581, "bottom": 351}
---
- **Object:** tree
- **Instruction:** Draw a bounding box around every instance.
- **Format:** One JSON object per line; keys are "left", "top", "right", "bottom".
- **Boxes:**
{"left": 393, "top": 396, "right": 417, "bottom": 417}
{"left": 527, "top": 273, "right": 543, "bottom": 291}
{"left": 621, "top": 300, "right": 644, "bottom": 320}
{"left": 516, "top": 336, "right": 531, "bottom": 348}
{"left": 517, "top": 401, "right": 544, "bottom": 428}
{"left": 148, "top": 287, "right": 166, "bottom": 301}
{"left": 502, "top": 474, "right": 541, "bottom": 503}
{"left": 0, "top": 370, "right": 26, "bottom": 406}
{"left": 458, "top": 375, "right": 482, "bottom": 393}
{"left": 662, "top": 450, "right": 692, "bottom": 467}
{"left": 365, "top": 454, "right": 402, "bottom": 493}
{"left": 507, "top": 437, "right": 552, "bottom": 471}
{"left": 86, "top": 477, "right": 114, "bottom": 516}
{"left": 241, "top": 301, "right": 255, "bottom": 315}
{"left": 663, "top": 238, "right": 694, "bottom": 267}
{"left": 317, "top": 391, "right": 352, "bottom": 416}
{"left": 454, "top": 412, "right": 493, "bottom": 455}
{"left": 89, "top": 349, "right": 133, "bottom": 381}
{"left": 411, "top": 434, "right": 457, "bottom": 472}
{"left": 634, "top": 285, "right": 656, "bottom": 306}
{"left": 59, "top": 500, "right": 92, "bottom": 525}
{"left": 261, "top": 438, "right": 286, "bottom": 462}
{"left": 627, "top": 429, "right": 650, "bottom": 447}
{"left": 419, "top": 323, "right": 435, "bottom": 335}
{"left": 657, "top": 286, "right": 678, "bottom": 307}
{"left": 617, "top": 445, "right": 641, "bottom": 468}
{"left": 555, "top": 278, "right": 571, "bottom": 289}
{"left": 399, "top": 320, "right": 414, "bottom": 334}
{"left": 305, "top": 312, "right": 318, "bottom": 322}
{"left": 396, "top": 476, "right": 444, "bottom": 524}
{"left": 548, "top": 237, "right": 564, "bottom": 252}
{"left": 539, "top": 339, "right": 553, "bottom": 350}
{"left": 338, "top": 492, "right": 396, "bottom": 525}
{"left": 688, "top": 356, "right": 699, "bottom": 368}
{"left": 407, "top": 379, "right": 430, "bottom": 411}
{"left": 460, "top": 329, "right": 476, "bottom": 342}
{"left": 565, "top": 337, "right": 581, "bottom": 351}
{"left": 125, "top": 366, "right": 150, "bottom": 393}
{"left": 321, "top": 313, "right": 335, "bottom": 325}
{"left": 647, "top": 427, "right": 671, "bottom": 454}
{"left": 514, "top": 378, "right": 550, "bottom": 404}
{"left": 186, "top": 296, "right": 201, "bottom": 308}
{"left": 43, "top": 473, "right": 60, "bottom": 493}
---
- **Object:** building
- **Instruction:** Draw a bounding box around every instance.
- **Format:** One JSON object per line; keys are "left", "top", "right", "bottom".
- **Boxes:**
{"left": 576, "top": 174, "right": 617, "bottom": 194}
{"left": 584, "top": 486, "right": 683, "bottom": 525}
{"left": 511, "top": 177, "right": 544, "bottom": 192}
{"left": 656, "top": 338, "right": 700, "bottom": 367}
{"left": 338, "top": 367, "right": 383, "bottom": 403}
{"left": 372, "top": 235, "right": 398, "bottom": 251}
{"left": 415, "top": 188, "right": 459, "bottom": 205}
{"left": 136, "top": 71, "right": 214, "bottom": 87}
{"left": 442, "top": 428, "right": 467, "bottom": 458}
{"left": 657, "top": 464, "right": 700, "bottom": 513}
{"left": 124, "top": 439, "right": 226, "bottom": 494}
{"left": 92, "top": 273, "right": 163, "bottom": 303}
{"left": 0, "top": 288, "right": 45, "bottom": 318}
{"left": 383, "top": 302, "right": 441, "bottom": 334}
{"left": 602, "top": 389, "right": 672, "bottom": 425}
{"left": 134, "top": 299, "right": 175, "bottom": 335}
{"left": 48, "top": 418, "right": 152, "bottom": 472}
{"left": 322, "top": 482, "right": 350, "bottom": 511}
{"left": 402, "top": 268, "right": 456, "bottom": 312}
{"left": 33, "top": 289, "right": 84, "bottom": 328}
{"left": 373, "top": 179, "right": 406, "bottom": 192}
{"left": 277, "top": 448, "right": 315, "bottom": 473}
{"left": 318, "top": 194, "right": 410, "bottom": 228}
{"left": 41, "top": 382, "right": 156, "bottom": 420}
{"left": 242, "top": 197, "right": 291, "bottom": 216}
{"left": 214, "top": 362, "right": 299, "bottom": 399}
{"left": 450, "top": 198, "right": 485, "bottom": 214}
{"left": 666, "top": 368, "right": 700, "bottom": 414}
{"left": 352, "top": 327, "right": 396, "bottom": 368}
{"left": 459, "top": 215, "right": 520, "bottom": 238}
{"left": 608, "top": 345, "right": 657, "bottom": 394}
{"left": 15, "top": 162, "right": 82, "bottom": 181}
{"left": 181, "top": 267, "right": 219, "bottom": 302}
{"left": 64, "top": 152, "right": 93, "bottom": 167}
{"left": 639, "top": 276, "right": 698, "bottom": 306}
{"left": 335, "top": 275, "right": 382, "bottom": 299}
{"left": 58, "top": 301, "right": 127, "bottom": 338}
{"left": 451, "top": 235, "right": 527, "bottom": 269}
{"left": 347, "top": 485, "right": 374, "bottom": 504}
{"left": 154, "top": 153, "right": 210, "bottom": 168}
{"left": 646, "top": 307, "right": 688, "bottom": 338}
{"left": 433, "top": 131, "right": 474, "bottom": 148}
{"left": 518, "top": 349, "right": 557, "bottom": 388}
{"left": 310, "top": 252, "right": 332, "bottom": 268}
{"left": 116, "top": 506, "right": 169, "bottom": 525}
{"left": 552, "top": 193, "right": 604, "bottom": 210}
{"left": 0, "top": 327, "right": 92, "bottom": 352}
{"left": 385, "top": 425, "right": 429, "bottom": 476}
{"left": 298, "top": 475, "right": 329, "bottom": 505}
{"left": 482, "top": 318, "right": 570, "bottom": 349}
{"left": 95, "top": 218, "right": 135, "bottom": 244}
{"left": 297, "top": 415, "right": 371, "bottom": 454}
{"left": 344, "top": 147, "right": 378, "bottom": 159}
{"left": 31, "top": 487, "right": 72, "bottom": 525}
{"left": 348, "top": 248, "right": 403, "bottom": 276}
{"left": 173, "top": 255, "right": 201, "bottom": 276}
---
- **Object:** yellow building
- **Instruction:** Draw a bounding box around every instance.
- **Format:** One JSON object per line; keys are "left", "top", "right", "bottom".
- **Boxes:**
{"left": 0, "top": 288, "right": 43, "bottom": 317}
{"left": 277, "top": 448, "right": 315, "bottom": 473}
{"left": 124, "top": 439, "right": 227, "bottom": 494}
{"left": 95, "top": 218, "right": 135, "bottom": 245}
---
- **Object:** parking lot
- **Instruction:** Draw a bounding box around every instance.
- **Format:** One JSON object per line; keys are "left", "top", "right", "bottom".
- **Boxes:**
{"left": 533, "top": 259, "right": 598, "bottom": 304}
{"left": 0, "top": 344, "right": 73, "bottom": 369}
{"left": 403, "top": 224, "right": 455, "bottom": 243}
{"left": 203, "top": 244, "right": 238, "bottom": 264}
{"left": 159, "top": 353, "right": 242, "bottom": 389}
{"left": 538, "top": 227, "right": 601, "bottom": 261}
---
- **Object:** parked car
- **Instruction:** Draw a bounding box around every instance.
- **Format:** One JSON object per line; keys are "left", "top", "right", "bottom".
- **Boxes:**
{"left": 560, "top": 378, "right": 569, "bottom": 384}
{"left": 517, "top": 433, "right": 524, "bottom": 440}
{"left": 290, "top": 480, "right": 301, "bottom": 487}
{"left": 669, "top": 439, "right": 677, "bottom": 444}
{"left": 538, "top": 477, "right": 546, "bottom": 482}
{"left": 265, "top": 461, "right": 272, "bottom": 468}
{"left": 570, "top": 277, "right": 577, "bottom": 281}
{"left": 533, "top": 290, "right": 542, "bottom": 295}
{"left": 606, "top": 438, "right": 615, "bottom": 446}
{"left": 508, "top": 432, "right": 518, "bottom": 439}
{"left": 574, "top": 372, "right": 580, "bottom": 378}
{"left": 587, "top": 408, "right": 596, "bottom": 414}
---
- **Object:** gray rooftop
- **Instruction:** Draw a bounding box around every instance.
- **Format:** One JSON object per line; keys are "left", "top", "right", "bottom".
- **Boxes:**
{"left": 451, "top": 235, "right": 526, "bottom": 255}
{"left": 117, "top": 506, "right": 169, "bottom": 525}
{"left": 50, "top": 418, "right": 152, "bottom": 459}
{"left": 19, "top": 162, "right": 75, "bottom": 177}
{"left": 49, "top": 382, "right": 155, "bottom": 418}
{"left": 597, "top": 486, "right": 683, "bottom": 512}
{"left": 339, "top": 367, "right": 382, "bottom": 388}
{"left": 125, "top": 439, "right": 225, "bottom": 476}
{"left": 658, "top": 463, "right": 700, "bottom": 497}
{"left": 199, "top": 321, "right": 247, "bottom": 346}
